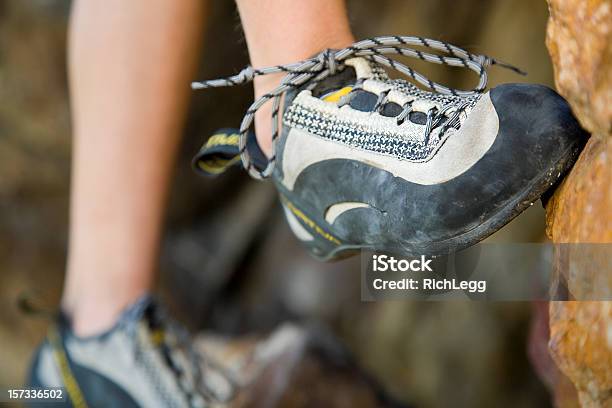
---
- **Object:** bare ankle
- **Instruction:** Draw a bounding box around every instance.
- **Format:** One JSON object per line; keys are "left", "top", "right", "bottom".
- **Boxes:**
{"left": 61, "top": 292, "right": 144, "bottom": 336}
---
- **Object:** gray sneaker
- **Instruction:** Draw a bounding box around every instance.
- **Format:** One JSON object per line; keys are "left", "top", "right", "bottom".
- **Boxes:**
{"left": 28, "top": 296, "right": 239, "bottom": 407}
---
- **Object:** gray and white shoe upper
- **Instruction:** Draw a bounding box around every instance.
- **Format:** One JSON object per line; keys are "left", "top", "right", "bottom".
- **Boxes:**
{"left": 279, "top": 58, "right": 494, "bottom": 190}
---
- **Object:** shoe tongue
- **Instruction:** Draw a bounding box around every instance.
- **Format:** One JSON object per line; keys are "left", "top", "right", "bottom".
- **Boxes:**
{"left": 345, "top": 57, "right": 389, "bottom": 81}
{"left": 313, "top": 57, "right": 388, "bottom": 102}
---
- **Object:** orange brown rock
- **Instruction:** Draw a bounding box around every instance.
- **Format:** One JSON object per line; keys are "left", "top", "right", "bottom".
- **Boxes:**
{"left": 549, "top": 302, "right": 612, "bottom": 407}
{"left": 545, "top": 0, "right": 612, "bottom": 406}
{"left": 545, "top": 0, "right": 612, "bottom": 136}
{"left": 545, "top": 137, "right": 612, "bottom": 244}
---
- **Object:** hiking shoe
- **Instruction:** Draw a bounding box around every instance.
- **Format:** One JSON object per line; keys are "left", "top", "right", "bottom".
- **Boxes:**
{"left": 192, "top": 36, "right": 586, "bottom": 260}
{"left": 28, "top": 296, "right": 241, "bottom": 407}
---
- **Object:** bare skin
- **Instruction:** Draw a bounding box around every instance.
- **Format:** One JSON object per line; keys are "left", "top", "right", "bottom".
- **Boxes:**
{"left": 236, "top": 0, "right": 354, "bottom": 156}
{"left": 62, "top": 0, "right": 354, "bottom": 336}
{"left": 62, "top": 0, "right": 205, "bottom": 335}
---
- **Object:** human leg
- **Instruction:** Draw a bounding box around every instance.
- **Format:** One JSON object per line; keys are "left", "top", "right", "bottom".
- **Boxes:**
{"left": 62, "top": 0, "right": 205, "bottom": 336}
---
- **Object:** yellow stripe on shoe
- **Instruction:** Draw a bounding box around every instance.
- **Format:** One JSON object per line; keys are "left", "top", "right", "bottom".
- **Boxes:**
{"left": 194, "top": 131, "right": 242, "bottom": 176}
{"left": 48, "top": 326, "right": 88, "bottom": 408}
{"left": 205, "top": 133, "right": 240, "bottom": 148}
{"left": 322, "top": 86, "right": 353, "bottom": 103}
{"left": 280, "top": 195, "right": 341, "bottom": 245}
{"left": 197, "top": 156, "right": 241, "bottom": 174}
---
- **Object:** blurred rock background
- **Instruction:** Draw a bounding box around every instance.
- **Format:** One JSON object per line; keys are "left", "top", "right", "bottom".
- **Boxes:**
{"left": 0, "top": 0, "right": 560, "bottom": 406}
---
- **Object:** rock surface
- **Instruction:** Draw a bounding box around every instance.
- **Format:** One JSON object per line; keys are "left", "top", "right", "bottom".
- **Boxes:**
{"left": 545, "top": 138, "right": 612, "bottom": 244}
{"left": 545, "top": 0, "right": 612, "bottom": 137}
{"left": 545, "top": 0, "right": 612, "bottom": 406}
{"left": 549, "top": 302, "right": 612, "bottom": 407}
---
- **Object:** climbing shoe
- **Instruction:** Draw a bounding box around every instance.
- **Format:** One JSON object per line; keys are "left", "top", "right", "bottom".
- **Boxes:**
{"left": 192, "top": 36, "right": 586, "bottom": 260}
{"left": 27, "top": 296, "right": 304, "bottom": 407}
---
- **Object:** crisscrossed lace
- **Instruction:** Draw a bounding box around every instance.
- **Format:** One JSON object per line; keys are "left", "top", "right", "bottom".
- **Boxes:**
{"left": 132, "top": 300, "right": 239, "bottom": 407}
{"left": 192, "top": 35, "right": 525, "bottom": 180}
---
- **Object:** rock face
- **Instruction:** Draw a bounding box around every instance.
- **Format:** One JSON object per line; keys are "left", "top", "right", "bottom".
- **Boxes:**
{"left": 545, "top": 0, "right": 612, "bottom": 406}
{"left": 545, "top": 0, "right": 612, "bottom": 138}
{"left": 545, "top": 138, "right": 612, "bottom": 244}
{"left": 549, "top": 302, "right": 612, "bottom": 407}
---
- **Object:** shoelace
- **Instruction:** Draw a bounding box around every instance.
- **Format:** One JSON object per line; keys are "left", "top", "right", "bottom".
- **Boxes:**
{"left": 360, "top": 87, "right": 473, "bottom": 146}
{"left": 192, "top": 35, "right": 525, "bottom": 180}
{"left": 133, "top": 302, "right": 239, "bottom": 407}
{"left": 165, "top": 322, "right": 239, "bottom": 405}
